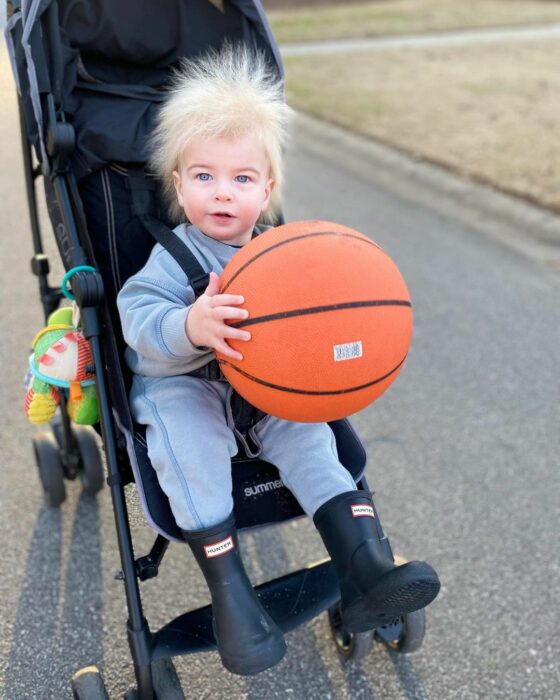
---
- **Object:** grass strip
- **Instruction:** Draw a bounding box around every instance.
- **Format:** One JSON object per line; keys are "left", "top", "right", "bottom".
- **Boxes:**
{"left": 269, "top": 0, "right": 560, "bottom": 44}
{"left": 284, "top": 38, "right": 560, "bottom": 212}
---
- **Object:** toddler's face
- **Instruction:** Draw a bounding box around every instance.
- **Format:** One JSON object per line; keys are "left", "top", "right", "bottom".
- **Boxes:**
{"left": 172, "top": 133, "right": 274, "bottom": 246}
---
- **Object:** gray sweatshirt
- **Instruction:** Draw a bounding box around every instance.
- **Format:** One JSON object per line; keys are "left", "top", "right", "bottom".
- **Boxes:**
{"left": 117, "top": 224, "right": 249, "bottom": 377}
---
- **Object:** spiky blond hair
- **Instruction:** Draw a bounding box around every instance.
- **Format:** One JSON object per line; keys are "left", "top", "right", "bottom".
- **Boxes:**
{"left": 150, "top": 44, "right": 291, "bottom": 225}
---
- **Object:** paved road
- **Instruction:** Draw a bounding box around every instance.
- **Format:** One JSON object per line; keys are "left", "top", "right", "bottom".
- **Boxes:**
{"left": 2, "top": 45, "right": 560, "bottom": 699}
{"left": 280, "top": 22, "right": 560, "bottom": 56}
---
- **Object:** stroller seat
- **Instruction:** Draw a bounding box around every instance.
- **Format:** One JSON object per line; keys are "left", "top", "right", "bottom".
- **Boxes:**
{"left": 127, "top": 417, "right": 367, "bottom": 543}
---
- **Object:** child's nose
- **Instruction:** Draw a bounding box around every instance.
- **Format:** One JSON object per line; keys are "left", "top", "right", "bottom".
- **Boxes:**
{"left": 213, "top": 183, "right": 232, "bottom": 201}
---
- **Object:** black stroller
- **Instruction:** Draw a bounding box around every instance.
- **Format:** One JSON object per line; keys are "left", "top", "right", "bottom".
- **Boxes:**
{"left": 6, "top": 0, "right": 428, "bottom": 697}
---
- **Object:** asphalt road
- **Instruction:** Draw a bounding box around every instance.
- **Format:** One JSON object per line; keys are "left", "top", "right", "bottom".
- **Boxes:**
{"left": 1, "top": 45, "right": 560, "bottom": 699}
{"left": 280, "top": 22, "right": 560, "bottom": 56}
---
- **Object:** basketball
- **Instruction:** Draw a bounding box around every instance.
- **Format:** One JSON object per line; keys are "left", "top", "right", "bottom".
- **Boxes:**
{"left": 216, "top": 220, "right": 413, "bottom": 422}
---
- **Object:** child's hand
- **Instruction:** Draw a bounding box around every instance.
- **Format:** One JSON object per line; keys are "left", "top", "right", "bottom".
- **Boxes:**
{"left": 186, "top": 272, "right": 251, "bottom": 361}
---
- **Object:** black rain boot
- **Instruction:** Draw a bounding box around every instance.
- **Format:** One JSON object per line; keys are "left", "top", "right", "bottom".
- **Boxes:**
{"left": 183, "top": 514, "right": 286, "bottom": 675}
{"left": 314, "top": 491, "right": 440, "bottom": 632}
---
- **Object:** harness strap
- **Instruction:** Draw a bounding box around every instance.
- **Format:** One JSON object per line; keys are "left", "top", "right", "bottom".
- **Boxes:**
{"left": 187, "top": 359, "right": 223, "bottom": 381}
{"left": 140, "top": 214, "right": 210, "bottom": 297}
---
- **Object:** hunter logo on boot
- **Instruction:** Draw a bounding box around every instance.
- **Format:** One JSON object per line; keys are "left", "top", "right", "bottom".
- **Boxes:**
{"left": 351, "top": 504, "right": 375, "bottom": 518}
{"left": 204, "top": 536, "right": 235, "bottom": 558}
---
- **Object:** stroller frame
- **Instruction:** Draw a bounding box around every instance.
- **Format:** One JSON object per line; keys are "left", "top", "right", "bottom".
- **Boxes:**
{"left": 9, "top": 1, "right": 426, "bottom": 696}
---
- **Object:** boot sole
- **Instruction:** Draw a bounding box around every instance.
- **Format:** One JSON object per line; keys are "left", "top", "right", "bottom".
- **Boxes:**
{"left": 343, "top": 568, "right": 440, "bottom": 633}
{"left": 219, "top": 631, "right": 287, "bottom": 676}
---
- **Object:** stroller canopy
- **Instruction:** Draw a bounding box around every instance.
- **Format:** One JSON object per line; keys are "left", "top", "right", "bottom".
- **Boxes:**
{"left": 6, "top": 0, "right": 283, "bottom": 178}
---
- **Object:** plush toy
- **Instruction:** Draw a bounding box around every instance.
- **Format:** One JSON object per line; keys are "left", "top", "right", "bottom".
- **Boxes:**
{"left": 24, "top": 307, "right": 99, "bottom": 425}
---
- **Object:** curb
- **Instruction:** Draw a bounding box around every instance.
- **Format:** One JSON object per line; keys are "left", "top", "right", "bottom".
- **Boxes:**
{"left": 292, "top": 111, "right": 560, "bottom": 266}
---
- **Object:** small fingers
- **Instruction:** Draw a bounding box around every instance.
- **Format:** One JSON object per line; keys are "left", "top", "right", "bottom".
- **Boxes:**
{"left": 204, "top": 271, "right": 221, "bottom": 297}
{"left": 223, "top": 327, "right": 251, "bottom": 342}
{"left": 214, "top": 305, "right": 249, "bottom": 322}
{"left": 215, "top": 340, "right": 243, "bottom": 361}
{"left": 210, "top": 294, "right": 245, "bottom": 308}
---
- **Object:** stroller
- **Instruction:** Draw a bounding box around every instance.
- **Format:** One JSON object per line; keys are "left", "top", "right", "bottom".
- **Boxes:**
{"left": 6, "top": 0, "right": 428, "bottom": 697}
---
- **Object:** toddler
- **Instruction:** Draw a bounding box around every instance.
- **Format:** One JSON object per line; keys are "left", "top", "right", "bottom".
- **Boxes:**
{"left": 117, "top": 45, "right": 440, "bottom": 676}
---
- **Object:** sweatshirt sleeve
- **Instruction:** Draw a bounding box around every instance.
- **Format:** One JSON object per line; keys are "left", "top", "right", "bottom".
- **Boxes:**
{"left": 116, "top": 248, "right": 211, "bottom": 374}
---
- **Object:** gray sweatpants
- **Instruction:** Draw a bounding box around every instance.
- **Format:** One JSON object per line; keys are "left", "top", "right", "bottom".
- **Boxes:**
{"left": 130, "top": 374, "right": 357, "bottom": 531}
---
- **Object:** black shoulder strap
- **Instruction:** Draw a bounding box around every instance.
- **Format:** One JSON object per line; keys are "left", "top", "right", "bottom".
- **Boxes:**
{"left": 126, "top": 167, "right": 209, "bottom": 297}
{"left": 140, "top": 214, "right": 209, "bottom": 297}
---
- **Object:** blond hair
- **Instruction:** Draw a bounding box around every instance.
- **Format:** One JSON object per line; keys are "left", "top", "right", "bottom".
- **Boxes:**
{"left": 150, "top": 44, "right": 291, "bottom": 224}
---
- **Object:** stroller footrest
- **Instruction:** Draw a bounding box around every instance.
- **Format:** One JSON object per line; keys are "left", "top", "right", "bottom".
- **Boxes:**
{"left": 151, "top": 558, "right": 339, "bottom": 661}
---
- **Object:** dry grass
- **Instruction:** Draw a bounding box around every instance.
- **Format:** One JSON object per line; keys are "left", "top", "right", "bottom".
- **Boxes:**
{"left": 268, "top": 0, "right": 560, "bottom": 43}
{"left": 284, "top": 39, "right": 560, "bottom": 211}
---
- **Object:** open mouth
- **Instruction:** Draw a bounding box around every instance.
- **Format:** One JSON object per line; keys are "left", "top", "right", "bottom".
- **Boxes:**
{"left": 212, "top": 212, "right": 233, "bottom": 219}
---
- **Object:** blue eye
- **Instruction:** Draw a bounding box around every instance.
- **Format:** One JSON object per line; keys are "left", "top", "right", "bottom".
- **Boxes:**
{"left": 235, "top": 175, "right": 250, "bottom": 183}
{"left": 196, "top": 173, "right": 211, "bottom": 181}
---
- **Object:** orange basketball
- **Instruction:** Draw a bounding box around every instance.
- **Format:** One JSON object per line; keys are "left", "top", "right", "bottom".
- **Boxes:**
{"left": 216, "top": 220, "right": 413, "bottom": 422}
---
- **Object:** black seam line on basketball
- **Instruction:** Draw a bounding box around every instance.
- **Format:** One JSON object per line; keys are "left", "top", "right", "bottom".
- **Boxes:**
{"left": 217, "top": 355, "right": 407, "bottom": 396}
{"left": 221, "top": 231, "right": 381, "bottom": 293}
{"left": 230, "top": 299, "right": 412, "bottom": 329}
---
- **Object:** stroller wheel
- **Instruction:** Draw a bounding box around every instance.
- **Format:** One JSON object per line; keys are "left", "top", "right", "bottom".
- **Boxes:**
{"left": 73, "top": 426, "right": 104, "bottom": 496}
{"left": 124, "top": 658, "right": 185, "bottom": 700}
{"left": 71, "top": 665, "right": 109, "bottom": 699}
{"left": 375, "top": 608, "right": 426, "bottom": 654}
{"left": 33, "top": 431, "right": 66, "bottom": 507}
{"left": 327, "top": 601, "right": 374, "bottom": 660}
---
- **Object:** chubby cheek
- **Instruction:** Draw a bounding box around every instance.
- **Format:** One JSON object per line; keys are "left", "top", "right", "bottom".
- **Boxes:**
{"left": 183, "top": 189, "right": 208, "bottom": 224}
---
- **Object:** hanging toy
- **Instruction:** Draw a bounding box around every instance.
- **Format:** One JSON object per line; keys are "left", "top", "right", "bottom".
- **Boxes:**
{"left": 24, "top": 306, "right": 99, "bottom": 425}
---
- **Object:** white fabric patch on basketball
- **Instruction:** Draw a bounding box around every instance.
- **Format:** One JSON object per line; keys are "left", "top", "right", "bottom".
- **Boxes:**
{"left": 333, "top": 341, "right": 363, "bottom": 362}
{"left": 204, "top": 536, "right": 234, "bottom": 558}
{"left": 351, "top": 504, "right": 375, "bottom": 518}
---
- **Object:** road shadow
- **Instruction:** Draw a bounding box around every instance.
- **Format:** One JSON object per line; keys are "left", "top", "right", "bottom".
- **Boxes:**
{"left": 3, "top": 505, "right": 63, "bottom": 698}
{"left": 58, "top": 493, "right": 105, "bottom": 685}
{"left": 241, "top": 525, "right": 429, "bottom": 699}
{"left": 244, "top": 525, "right": 354, "bottom": 700}
{"left": 336, "top": 656, "right": 379, "bottom": 699}
{"left": 387, "top": 648, "right": 431, "bottom": 700}
{"left": 3, "top": 493, "right": 104, "bottom": 698}
{"left": 330, "top": 639, "right": 430, "bottom": 700}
